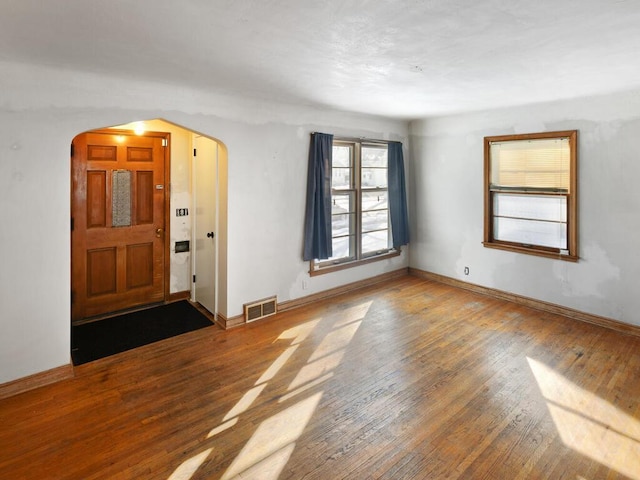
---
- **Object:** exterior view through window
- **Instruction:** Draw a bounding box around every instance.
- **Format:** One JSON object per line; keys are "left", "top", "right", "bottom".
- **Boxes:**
{"left": 313, "top": 139, "right": 396, "bottom": 272}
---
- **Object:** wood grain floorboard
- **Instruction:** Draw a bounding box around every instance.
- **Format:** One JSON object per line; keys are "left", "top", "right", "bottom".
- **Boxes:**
{"left": 1, "top": 275, "right": 640, "bottom": 479}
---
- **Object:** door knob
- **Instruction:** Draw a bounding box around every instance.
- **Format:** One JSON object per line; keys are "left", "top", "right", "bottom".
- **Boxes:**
{"left": 207, "top": 232, "right": 215, "bottom": 238}
{"left": 156, "top": 228, "right": 164, "bottom": 238}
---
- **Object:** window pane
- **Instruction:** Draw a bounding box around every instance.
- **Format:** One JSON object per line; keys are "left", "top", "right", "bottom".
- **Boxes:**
{"left": 494, "top": 193, "right": 567, "bottom": 222}
{"left": 331, "top": 214, "right": 353, "bottom": 237}
{"left": 362, "top": 191, "right": 388, "bottom": 211}
{"left": 494, "top": 217, "right": 567, "bottom": 249}
{"left": 316, "top": 140, "right": 396, "bottom": 270}
{"left": 332, "top": 168, "right": 351, "bottom": 189}
{"left": 362, "top": 146, "right": 387, "bottom": 168}
{"left": 362, "top": 145, "right": 388, "bottom": 189}
{"left": 329, "top": 235, "right": 354, "bottom": 261}
{"left": 331, "top": 191, "right": 355, "bottom": 258}
{"left": 362, "top": 210, "right": 389, "bottom": 233}
{"left": 361, "top": 168, "right": 387, "bottom": 188}
{"left": 362, "top": 230, "right": 389, "bottom": 255}
{"left": 332, "top": 192, "right": 353, "bottom": 215}
{"left": 333, "top": 145, "right": 352, "bottom": 168}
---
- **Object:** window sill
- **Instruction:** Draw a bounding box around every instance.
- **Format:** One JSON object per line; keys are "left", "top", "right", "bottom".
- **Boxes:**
{"left": 309, "top": 249, "right": 401, "bottom": 276}
{"left": 483, "top": 242, "right": 578, "bottom": 262}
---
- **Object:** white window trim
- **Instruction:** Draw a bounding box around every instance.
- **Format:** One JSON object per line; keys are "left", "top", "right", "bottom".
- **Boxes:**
{"left": 311, "top": 138, "right": 399, "bottom": 275}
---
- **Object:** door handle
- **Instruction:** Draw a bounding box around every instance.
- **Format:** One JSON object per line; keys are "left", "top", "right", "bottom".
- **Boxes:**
{"left": 207, "top": 232, "right": 215, "bottom": 238}
{"left": 156, "top": 228, "right": 164, "bottom": 238}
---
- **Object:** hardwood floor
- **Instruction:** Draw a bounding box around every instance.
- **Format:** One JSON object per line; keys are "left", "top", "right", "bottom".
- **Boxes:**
{"left": 1, "top": 275, "right": 640, "bottom": 479}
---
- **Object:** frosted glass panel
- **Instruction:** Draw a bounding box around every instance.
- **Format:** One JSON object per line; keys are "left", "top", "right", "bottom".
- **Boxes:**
{"left": 112, "top": 170, "right": 131, "bottom": 227}
{"left": 494, "top": 217, "right": 567, "bottom": 249}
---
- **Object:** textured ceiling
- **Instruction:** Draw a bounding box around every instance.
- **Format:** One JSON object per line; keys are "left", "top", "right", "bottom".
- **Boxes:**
{"left": 2, "top": 0, "right": 640, "bottom": 119}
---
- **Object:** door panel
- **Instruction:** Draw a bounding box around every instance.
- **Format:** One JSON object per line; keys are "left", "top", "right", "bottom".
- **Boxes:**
{"left": 71, "top": 131, "right": 168, "bottom": 321}
{"left": 193, "top": 136, "right": 217, "bottom": 315}
{"left": 135, "top": 171, "right": 154, "bottom": 224}
{"left": 86, "top": 171, "right": 107, "bottom": 227}
{"left": 87, "top": 248, "right": 117, "bottom": 296}
{"left": 126, "top": 243, "right": 154, "bottom": 288}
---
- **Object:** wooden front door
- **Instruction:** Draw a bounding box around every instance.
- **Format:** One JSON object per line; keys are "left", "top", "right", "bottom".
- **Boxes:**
{"left": 71, "top": 130, "right": 169, "bottom": 321}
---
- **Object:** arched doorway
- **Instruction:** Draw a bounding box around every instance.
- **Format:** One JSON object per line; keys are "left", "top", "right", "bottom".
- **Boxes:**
{"left": 70, "top": 118, "right": 226, "bottom": 328}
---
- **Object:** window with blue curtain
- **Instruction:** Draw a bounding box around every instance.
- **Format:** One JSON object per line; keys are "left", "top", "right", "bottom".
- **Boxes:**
{"left": 303, "top": 133, "right": 333, "bottom": 261}
{"left": 304, "top": 134, "right": 409, "bottom": 273}
{"left": 388, "top": 141, "right": 410, "bottom": 249}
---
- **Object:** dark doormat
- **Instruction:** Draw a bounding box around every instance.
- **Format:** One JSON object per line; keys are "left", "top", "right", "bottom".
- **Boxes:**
{"left": 71, "top": 301, "right": 213, "bottom": 365}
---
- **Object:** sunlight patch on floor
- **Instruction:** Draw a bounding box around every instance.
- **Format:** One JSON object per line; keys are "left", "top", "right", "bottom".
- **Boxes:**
{"left": 527, "top": 357, "right": 640, "bottom": 479}
{"left": 167, "top": 448, "right": 213, "bottom": 480}
{"left": 288, "top": 350, "right": 345, "bottom": 391}
{"left": 234, "top": 444, "right": 296, "bottom": 479}
{"left": 256, "top": 345, "right": 300, "bottom": 384}
{"left": 207, "top": 418, "right": 238, "bottom": 438}
{"left": 332, "top": 301, "right": 372, "bottom": 329}
{"left": 175, "top": 300, "right": 374, "bottom": 480}
{"left": 308, "top": 320, "right": 363, "bottom": 362}
{"left": 223, "top": 384, "right": 267, "bottom": 422}
{"left": 277, "top": 319, "right": 321, "bottom": 344}
{"left": 221, "top": 392, "right": 323, "bottom": 480}
{"left": 279, "top": 373, "right": 334, "bottom": 403}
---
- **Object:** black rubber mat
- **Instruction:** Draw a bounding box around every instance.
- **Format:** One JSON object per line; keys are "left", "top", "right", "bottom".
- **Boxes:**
{"left": 71, "top": 301, "right": 213, "bottom": 365}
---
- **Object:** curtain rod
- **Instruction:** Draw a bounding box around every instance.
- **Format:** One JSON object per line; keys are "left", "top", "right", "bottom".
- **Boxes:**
{"left": 311, "top": 132, "right": 396, "bottom": 144}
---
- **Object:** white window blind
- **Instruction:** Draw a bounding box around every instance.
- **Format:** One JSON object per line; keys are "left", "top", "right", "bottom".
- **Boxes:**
{"left": 490, "top": 137, "right": 570, "bottom": 191}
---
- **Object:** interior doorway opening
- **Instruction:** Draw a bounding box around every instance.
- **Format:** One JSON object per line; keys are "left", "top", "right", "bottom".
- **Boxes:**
{"left": 70, "top": 118, "right": 227, "bottom": 332}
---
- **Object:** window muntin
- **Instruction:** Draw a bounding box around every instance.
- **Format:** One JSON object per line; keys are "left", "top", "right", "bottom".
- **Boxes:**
{"left": 332, "top": 144, "right": 352, "bottom": 190}
{"left": 330, "top": 191, "right": 356, "bottom": 261}
{"left": 314, "top": 140, "right": 395, "bottom": 271}
{"left": 484, "top": 130, "right": 577, "bottom": 260}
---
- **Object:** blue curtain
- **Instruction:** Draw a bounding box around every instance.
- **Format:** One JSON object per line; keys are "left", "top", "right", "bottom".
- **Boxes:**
{"left": 388, "top": 141, "right": 410, "bottom": 248}
{"left": 303, "top": 133, "right": 334, "bottom": 261}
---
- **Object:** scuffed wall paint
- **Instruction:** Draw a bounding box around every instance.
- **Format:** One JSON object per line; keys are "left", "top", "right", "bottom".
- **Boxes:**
{"left": 410, "top": 90, "right": 640, "bottom": 326}
{"left": 0, "top": 60, "right": 408, "bottom": 384}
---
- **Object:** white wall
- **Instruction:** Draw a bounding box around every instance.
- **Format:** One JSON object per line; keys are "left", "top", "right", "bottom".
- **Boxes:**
{"left": 0, "top": 60, "right": 408, "bottom": 384}
{"left": 410, "top": 90, "right": 640, "bottom": 327}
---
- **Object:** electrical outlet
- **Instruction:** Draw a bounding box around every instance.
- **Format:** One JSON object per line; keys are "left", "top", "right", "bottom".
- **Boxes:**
{"left": 302, "top": 280, "right": 308, "bottom": 290}
{"left": 464, "top": 266, "right": 470, "bottom": 275}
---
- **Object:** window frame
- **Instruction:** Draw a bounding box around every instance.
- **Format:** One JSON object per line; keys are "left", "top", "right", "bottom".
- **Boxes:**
{"left": 483, "top": 130, "right": 578, "bottom": 262}
{"left": 310, "top": 138, "right": 399, "bottom": 275}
